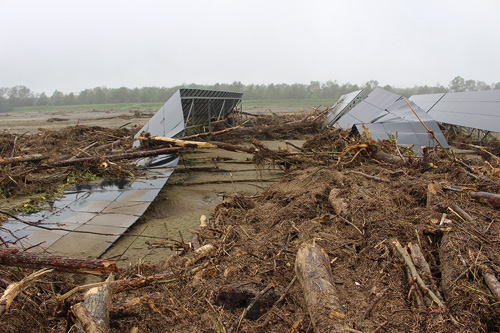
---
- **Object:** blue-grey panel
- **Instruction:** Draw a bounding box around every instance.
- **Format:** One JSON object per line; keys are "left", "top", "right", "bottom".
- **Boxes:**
{"left": 336, "top": 88, "right": 402, "bottom": 129}
{"left": 325, "top": 90, "right": 363, "bottom": 126}
{"left": 133, "top": 90, "right": 185, "bottom": 145}
{"left": 354, "top": 97, "right": 449, "bottom": 155}
{"left": 0, "top": 157, "right": 179, "bottom": 257}
{"left": 410, "top": 90, "right": 500, "bottom": 132}
{"left": 409, "top": 93, "right": 446, "bottom": 112}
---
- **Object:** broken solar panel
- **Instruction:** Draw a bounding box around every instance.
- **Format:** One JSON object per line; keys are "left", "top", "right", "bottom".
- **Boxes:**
{"left": 325, "top": 89, "right": 363, "bottom": 126}
{"left": 1, "top": 158, "right": 179, "bottom": 258}
{"left": 1, "top": 88, "right": 244, "bottom": 258}
{"left": 133, "top": 88, "right": 243, "bottom": 144}
{"left": 335, "top": 88, "right": 403, "bottom": 129}
{"left": 355, "top": 99, "right": 449, "bottom": 155}
{"left": 410, "top": 90, "right": 500, "bottom": 133}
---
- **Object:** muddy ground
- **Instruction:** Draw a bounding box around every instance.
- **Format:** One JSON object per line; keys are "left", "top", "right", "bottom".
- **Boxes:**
{"left": 1, "top": 108, "right": 500, "bottom": 332}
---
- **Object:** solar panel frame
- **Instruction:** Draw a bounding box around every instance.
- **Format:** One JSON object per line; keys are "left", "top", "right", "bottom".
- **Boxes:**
{"left": 335, "top": 88, "right": 402, "bottom": 129}
{"left": 410, "top": 90, "right": 500, "bottom": 132}
{"left": 325, "top": 89, "right": 363, "bottom": 126}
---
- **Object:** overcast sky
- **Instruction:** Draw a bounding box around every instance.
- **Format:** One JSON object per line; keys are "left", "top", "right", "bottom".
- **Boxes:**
{"left": 1, "top": 0, "right": 499, "bottom": 94}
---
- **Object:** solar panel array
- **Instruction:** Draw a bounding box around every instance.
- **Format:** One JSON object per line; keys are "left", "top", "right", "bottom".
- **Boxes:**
{"left": 358, "top": 99, "right": 449, "bottom": 154}
{"left": 334, "top": 88, "right": 403, "bottom": 129}
{"left": 410, "top": 90, "right": 500, "bottom": 133}
{"left": 329, "top": 88, "right": 449, "bottom": 154}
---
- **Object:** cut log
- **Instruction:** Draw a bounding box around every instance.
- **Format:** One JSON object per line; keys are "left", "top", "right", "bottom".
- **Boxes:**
{"left": 470, "top": 191, "right": 500, "bottom": 207}
{"left": 72, "top": 273, "right": 114, "bottom": 333}
{"left": 373, "top": 150, "right": 407, "bottom": 164}
{"left": 328, "top": 189, "right": 349, "bottom": 218}
{"left": 71, "top": 303, "right": 102, "bottom": 333}
{"left": 294, "top": 241, "right": 347, "bottom": 332}
{"left": 184, "top": 244, "right": 215, "bottom": 267}
{"left": 0, "top": 248, "right": 117, "bottom": 275}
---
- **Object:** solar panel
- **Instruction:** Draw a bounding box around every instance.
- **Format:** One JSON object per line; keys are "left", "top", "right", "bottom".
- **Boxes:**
{"left": 409, "top": 93, "right": 446, "bottom": 112}
{"left": 335, "top": 88, "right": 402, "bottom": 129}
{"left": 359, "top": 99, "right": 449, "bottom": 154}
{"left": 410, "top": 90, "right": 500, "bottom": 132}
{"left": 325, "top": 89, "right": 363, "bottom": 126}
{"left": 133, "top": 88, "right": 243, "bottom": 148}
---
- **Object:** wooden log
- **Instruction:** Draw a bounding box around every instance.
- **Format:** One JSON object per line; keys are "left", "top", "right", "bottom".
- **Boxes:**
{"left": 111, "top": 273, "right": 178, "bottom": 293}
{"left": 71, "top": 303, "right": 102, "bottom": 333}
{"left": 373, "top": 150, "right": 407, "bottom": 164}
{"left": 138, "top": 135, "right": 257, "bottom": 155}
{"left": 480, "top": 265, "right": 500, "bottom": 301}
{"left": 137, "top": 136, "right": 217, "bottom": 149}
{"left": 328, "top": 189, "right": 349, "bottom": 218}
{"left": 294, "top": 241, "right": 347, "bottom": 332}
{"left": 47, "top": 146, "right": 184, "bottom": 168}
{"left": 393, "top": 240, "right": 446, "bottom": 309}
{"left": 184, "top": 244, "right": 215, "bottom": 267}
{"left": 73, "top": 273, "right": 114, "bottom": 333}
{"left": 470, "top": 191, "right": 500, "bottom": 207}
{"left": 0, "top": 154, "right": 47, "bottom": 166}
{"left": 181, "top": 125, "right": 243, "bottom": 140}
{"left": 408, "top": 243, "right": 444, "bottom": 307}
{"left": 0, "top": 248, "right": 117, "bottom": 275}
{"left": 451, "top": 205, "right": 474, "bottom": 223}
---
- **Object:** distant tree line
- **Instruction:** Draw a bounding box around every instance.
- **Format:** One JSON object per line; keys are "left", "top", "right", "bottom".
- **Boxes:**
{"left": 1, "top": 76, "right": 499, "bottom": 113}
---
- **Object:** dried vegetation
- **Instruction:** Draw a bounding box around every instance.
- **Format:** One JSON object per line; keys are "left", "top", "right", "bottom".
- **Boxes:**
{"left": 1, "top": 110, "right": 500, "bottom": 332}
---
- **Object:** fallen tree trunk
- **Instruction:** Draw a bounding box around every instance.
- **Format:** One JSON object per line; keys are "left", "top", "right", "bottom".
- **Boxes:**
{"left": 138, "top": 136, "right": 257, "bottom": 154}
{"left": 0, "top": 248, "right": 117, "bottom": 275}
{"left": 470, "top": 191, "right": 500, "bottom": 207}
{"left": 0, "top": 154, "right": 47, "bottom": 166}
{"left": 47, "top": 146, "right": 184, "bottom": 168}
{"left": 137, "top": 136, "right": 218, "bottom": 149}
{"left": 294, "top": 241, "right": 347, "bottom": 332}
{"left": 72, "top": 273, "right": 114, "bottom": 333}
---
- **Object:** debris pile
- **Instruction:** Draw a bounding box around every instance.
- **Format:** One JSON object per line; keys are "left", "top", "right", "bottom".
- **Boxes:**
{"left": 1, "top": 111, "right": 500, "bottom": 332}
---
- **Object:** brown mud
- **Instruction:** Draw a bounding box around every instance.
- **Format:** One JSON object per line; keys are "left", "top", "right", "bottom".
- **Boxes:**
{"left": 1, "top": 110, "right": 500, "bottom": 332}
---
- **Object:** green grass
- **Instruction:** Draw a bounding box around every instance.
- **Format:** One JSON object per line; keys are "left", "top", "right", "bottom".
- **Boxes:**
{"left": 10, "top": 99, "right": 338, "bottom": 114}
{"left": 12, "top": 102, "right": 164, "bottom": 113}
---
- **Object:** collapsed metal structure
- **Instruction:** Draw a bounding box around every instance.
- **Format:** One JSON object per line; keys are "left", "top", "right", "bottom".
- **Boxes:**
{"left": 2, "top": 88, "right": 243, "bottom": 257}
{"left": 134, "top": 88, "right": 243, "bottom": 140}
{"left": 326, "top": 88, "right": 449, "bottom": 154}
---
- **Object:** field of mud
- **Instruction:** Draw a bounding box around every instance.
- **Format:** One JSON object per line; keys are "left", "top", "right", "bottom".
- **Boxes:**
{"left": 1, "top": 108, "right": 500, "bottom": 332}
